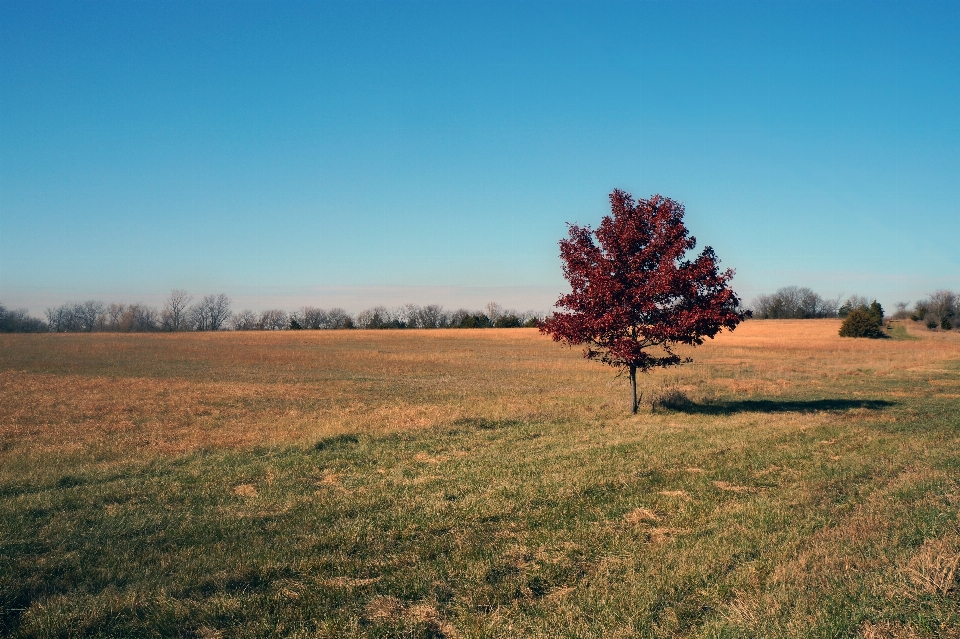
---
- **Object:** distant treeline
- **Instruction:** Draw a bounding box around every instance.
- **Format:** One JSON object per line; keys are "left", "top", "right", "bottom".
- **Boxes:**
{"left": 752, "top": 286, "right": 958, "bottom": 330}
{"left": 0, "top": 291, "right": 543, "bottom": 333}
{"left": 752, "top": 287, "right": 844, "bottom": 319}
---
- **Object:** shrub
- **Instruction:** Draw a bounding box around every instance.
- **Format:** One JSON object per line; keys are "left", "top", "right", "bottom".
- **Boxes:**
{"left": 454, "top": 313, "right": 492, "bottom": 329}
{"left": 912, "top": 301, "right": 928, "bottom": 321}
{"left": 915, "top": 290, "right": 957, "bottom": 330}
{"left": 839, "top": 308, "right": 885, "bottom": 338}
{"left": 493, "top": 314, "right": 522, "bottom": 328}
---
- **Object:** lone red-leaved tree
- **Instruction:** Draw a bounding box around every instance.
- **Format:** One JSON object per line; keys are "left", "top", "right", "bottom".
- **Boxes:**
{"left": 540, "top": 190, "right": 747, "bottom": 413}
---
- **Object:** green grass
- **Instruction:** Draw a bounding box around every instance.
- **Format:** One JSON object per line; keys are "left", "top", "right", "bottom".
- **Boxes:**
{"left": 2, "top": 323, "right": 959, "bottom": 637}
{"left": 886, "top": 321, "right": 920, "bottom": 340}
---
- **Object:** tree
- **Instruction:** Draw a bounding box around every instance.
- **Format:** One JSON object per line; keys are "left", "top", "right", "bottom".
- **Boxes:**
{"left": 117, "top": 303, "right": 159, "bottom": 332}
{"left": 0, "top": 303, "right": 46, "bottom": 333}
{"left": 753, "top": 286, "right": 839, "bottom": 319}
{"left": 299, "top": 307, "right": 329, "bottom": 329}
{"left": 837, "top": 299, "right": 884, "bottom": 338}
{"left": 231, "top": 310, "right": 258, "bottom": 331}
{"left": 450, "top": 309, "right": 492, "bottom": 328}
{"left": 77, "top": 300, "right": 106, "bottom": 332}
{"left": 485, "top": 302, "right": 504, "bottom": 325}
{"left": 107, "top": 303, "right": 126, "bottom": 330}
{"left": 540, "top": 190, "right": 746, "bottom": 413}
{"left": 922, "top": 290, "right": 957, "bottom": 330}
{"left": 494, "top": 313, "right": 523, "bottom": 328}
{"left": 162, "top": 290, "right": 192, "bottom": 331}
{"left": 257, "top": 309, "right": 288, "bottom": 331}
{"left": 356, "top": 306, "right": 399, "bottom": 329}
{"left": 190, "top": 294, "right": 232, "bottom": 331}
{"left": 838, "top": 295, "right": 870, "bottom": 319}
{"left": 839, "top": 308, "right": 884, "bottom": 338}
{"left": 326, "top": 308, "right": 354, "bottom": 329}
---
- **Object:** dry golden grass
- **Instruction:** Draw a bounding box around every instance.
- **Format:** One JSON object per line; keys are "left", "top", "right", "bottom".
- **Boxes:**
{"left": 2, "top": 321, "right": 958, "bottom": 459}
{"left": 1, "top": 329, "right": 603, "bottom": 455}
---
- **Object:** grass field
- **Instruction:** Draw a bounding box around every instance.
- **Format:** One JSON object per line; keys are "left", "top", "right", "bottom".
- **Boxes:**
{"left": 2, "top": 320, "right": 959, "bottom": 638}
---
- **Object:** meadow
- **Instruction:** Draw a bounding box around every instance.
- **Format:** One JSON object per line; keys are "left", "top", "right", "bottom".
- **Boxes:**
{"left": 1, "top": 321, "right": 959, "bottom": 638}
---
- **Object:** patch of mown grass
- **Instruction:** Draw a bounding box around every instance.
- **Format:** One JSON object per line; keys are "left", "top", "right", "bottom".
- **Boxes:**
{"left": 886, "top": 321, "right": 919, "bottom": 340}
{"left": 3, "top": 406, "right": 960, "bottom": 637}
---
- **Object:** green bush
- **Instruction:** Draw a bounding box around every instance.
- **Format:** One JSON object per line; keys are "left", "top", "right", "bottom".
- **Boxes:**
{"left": 493, "top": 314, "right": 522, "bottom": 328}
{"left": 455, "top": 313, "right": 492, "bottom": 328}
{"left": 839, "top": 308, "right": 885, "bottom": 338}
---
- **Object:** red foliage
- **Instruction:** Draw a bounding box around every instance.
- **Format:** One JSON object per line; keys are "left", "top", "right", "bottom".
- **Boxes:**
{"left": 540, "top": 190, "right": 746, "bottom": 412}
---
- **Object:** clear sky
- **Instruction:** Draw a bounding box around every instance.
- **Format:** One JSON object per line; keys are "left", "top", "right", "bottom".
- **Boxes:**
{"left": 2, "top": 0, "right": 958, "bottom": 315}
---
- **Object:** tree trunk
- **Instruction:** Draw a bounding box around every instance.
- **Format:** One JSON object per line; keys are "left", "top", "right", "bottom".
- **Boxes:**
{"left": 630, "top": 365, "right": 638, "bottom": 414}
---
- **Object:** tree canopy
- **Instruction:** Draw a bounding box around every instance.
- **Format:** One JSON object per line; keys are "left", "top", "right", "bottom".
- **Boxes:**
{"left": 541, "top": 190, "right": 746, "bottom": 413}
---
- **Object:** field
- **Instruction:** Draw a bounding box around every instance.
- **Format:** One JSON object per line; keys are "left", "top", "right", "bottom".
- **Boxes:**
{"left": 2, "top": 321, "right": 959, "bottom": 638}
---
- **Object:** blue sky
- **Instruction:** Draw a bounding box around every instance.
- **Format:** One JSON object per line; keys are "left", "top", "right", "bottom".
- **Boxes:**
{"left": 2, "top": 0, "right": 958, "bottom": 315}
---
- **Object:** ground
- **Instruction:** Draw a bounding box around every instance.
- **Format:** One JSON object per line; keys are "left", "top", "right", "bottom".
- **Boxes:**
{"left": 1, "top": 320, "right": 959, "bottom": 638}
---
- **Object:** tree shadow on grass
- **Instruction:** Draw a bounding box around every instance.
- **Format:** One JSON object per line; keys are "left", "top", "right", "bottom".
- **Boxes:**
{"left": 659, "top": 397, "right": 895, "bottom": 415}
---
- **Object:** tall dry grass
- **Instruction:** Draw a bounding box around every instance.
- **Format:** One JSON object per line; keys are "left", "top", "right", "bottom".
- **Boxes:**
{"left": 3, "top": 321, "right": 957, "bottom": 457}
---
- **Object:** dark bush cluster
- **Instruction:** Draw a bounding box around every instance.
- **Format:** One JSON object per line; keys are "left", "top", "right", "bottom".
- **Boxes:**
{"left": 912, "top": 290, "right": 957, "bottom": 330}
{"left": 838, "top": 300, "right": 885, "bottom": 338}
{"left": 885, "top": 291, "right": 958, "bottom": 331}
{"left": 345, "top": 303, "right": 540, "bottom": 330}
{"left": 0, "top": 303, "right": 47, "bottom": 333}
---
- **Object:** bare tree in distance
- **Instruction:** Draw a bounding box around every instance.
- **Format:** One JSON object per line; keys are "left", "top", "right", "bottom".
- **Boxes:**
{"left": 485, "top": 302, "right": 504, "bottom": 325}
{"left": 417, "top": 304, "right": 448, "bottom": 328}
{"left": 753, "top": 287, "right": 839, "bottom": 319}
{"left": 231, "top": 310, "right": 258, "bottom": 331}
{"left": 257, "top": 309, "right": 288, "bottom": 331}
{"left": 45, "top": 301, "right": 103, "bottom": 332}
{"left": 125, "top": 303, "right": 159, "bottom": 332}
{"left": 190, "top": 294, "right": 232, "bottom": 331}
{"left": 162, "top": 289, "right": 192, "bottom": 331}
{"left": 107, "top": 303, "right": 126, "bottom": 331}
{"left": 45, "top": 305, "right": 70, "bottom": 332}
{"left": 356, "top": 306, "right": 398, "bottom": 329}
{"left": 326, "top": 308, "right": 353, "bottom": 329}
{"left": 79, "top": 300, "right": 106, "bottom": 332}
{"left": 922, "top": 290, "right": 957, "bottom": 329}
{"left": 297, "top": 307, "right": 327, "bottom": 329}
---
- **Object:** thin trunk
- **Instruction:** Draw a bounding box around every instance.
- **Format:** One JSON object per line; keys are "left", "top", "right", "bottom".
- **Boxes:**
{"left": 630, "top": 365, "right": 638, "bottom": 414}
